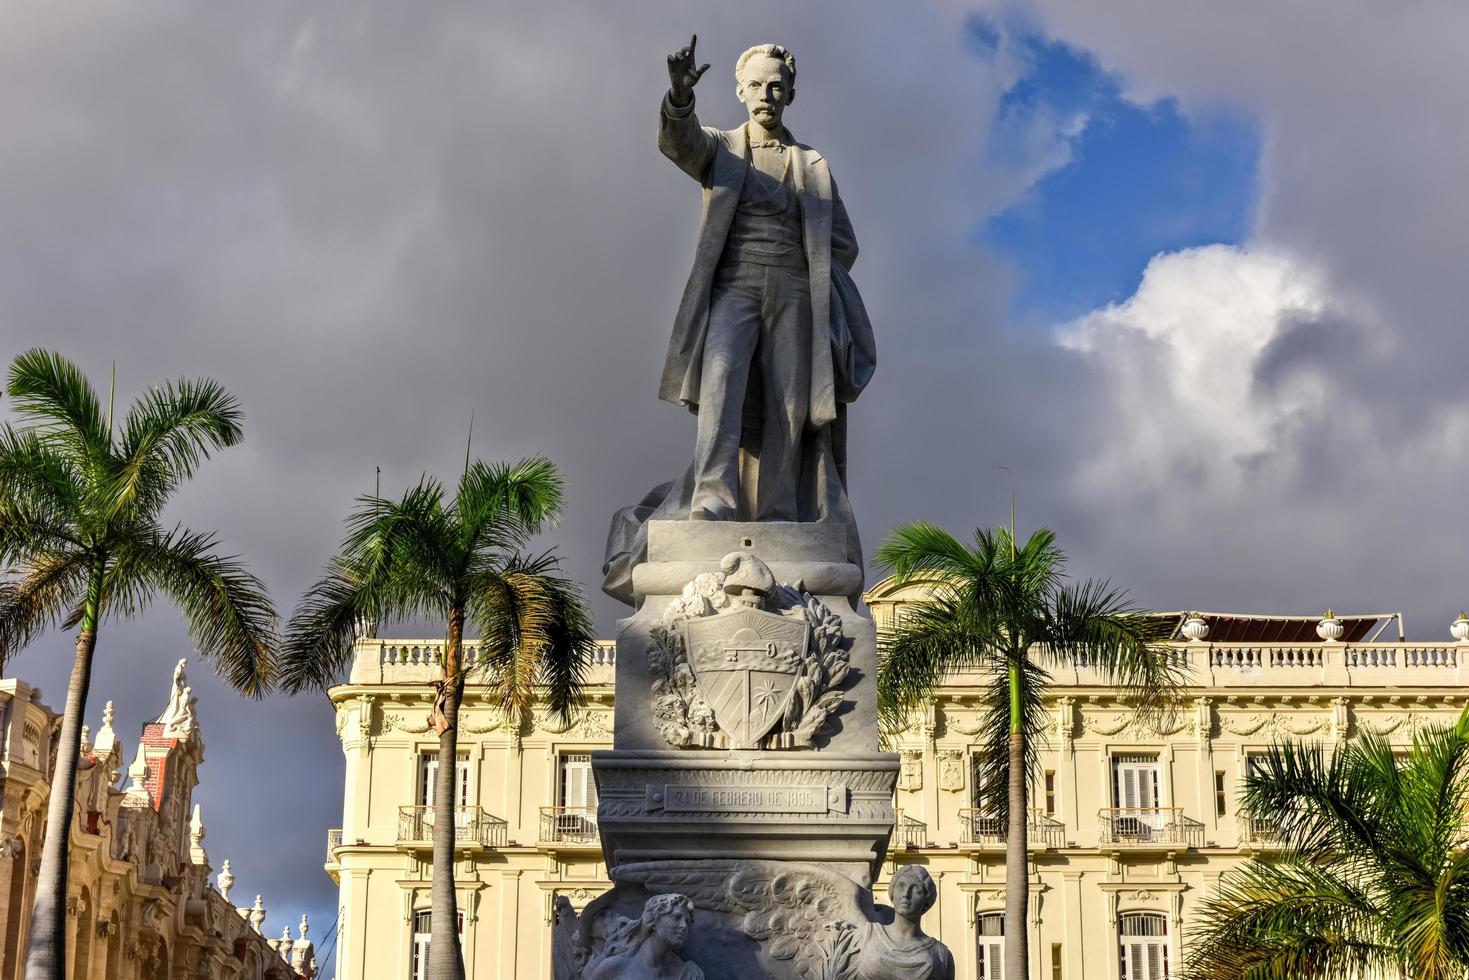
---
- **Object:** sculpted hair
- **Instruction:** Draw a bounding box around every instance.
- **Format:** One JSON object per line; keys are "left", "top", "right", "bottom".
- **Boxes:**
{"left": 891, "top": 864, "right": 939, "bottom": 915}
{"left": 735, "top": 43, "right": 797, "bottom": 87}
{"left": 639, "top": 893, "right": 694, "bottom": 933}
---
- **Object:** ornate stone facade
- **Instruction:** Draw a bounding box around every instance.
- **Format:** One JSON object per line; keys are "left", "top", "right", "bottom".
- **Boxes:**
{"left": 328, "top": 588, "right": 1469, "bottom": 979}
{"left": 0, "top": 666, "right": 314, "bottom": 980}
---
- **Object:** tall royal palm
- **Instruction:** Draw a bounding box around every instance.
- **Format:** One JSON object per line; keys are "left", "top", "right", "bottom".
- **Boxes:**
{"left": 281, "top": 456, "right": 596, "bottom": 980}
{"left": 1184, "top": 710, "right": 1469, "bottom": 980}
{"left": 0, "top": 349, "right": 276, "bottom": 980}
{"left": 876, "top": 523, "right": 1181, "bottom": 980}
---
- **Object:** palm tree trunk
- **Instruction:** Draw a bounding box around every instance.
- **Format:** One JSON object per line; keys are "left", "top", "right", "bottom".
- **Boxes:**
{"left": 428, "top": 608, "right": 467, "bottom": 980}
{"left": 1005, "top": 660, "right": 1029, "bottom": 980}
{"left": 25, "top": 566, "right": 102, "bottom": 980}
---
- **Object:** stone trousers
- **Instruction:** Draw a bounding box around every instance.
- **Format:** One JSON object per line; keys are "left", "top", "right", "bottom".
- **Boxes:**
{"left": 692, "top": 258, "right": 813, "bottom": 520}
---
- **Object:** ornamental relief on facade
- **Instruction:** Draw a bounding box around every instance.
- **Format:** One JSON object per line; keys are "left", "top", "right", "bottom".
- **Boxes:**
{"left": 535, "top": 708, "right": 612, "bottom": 740}
{"left": 937, "top": 749, "right": 965, "bottom": 792}
{"left": 1078, "top": 707, "right": 1194, "bottom": 742}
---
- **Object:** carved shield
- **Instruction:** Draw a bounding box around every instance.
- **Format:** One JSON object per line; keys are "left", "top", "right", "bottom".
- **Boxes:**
{"left": 682, "top": 607, "right": 808, "bottom": 749}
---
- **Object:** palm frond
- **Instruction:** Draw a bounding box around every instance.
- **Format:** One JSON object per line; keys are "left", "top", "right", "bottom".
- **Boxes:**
{"left": 874, "top": 521, "right": 989, "bottom": 584}
{"left": 1044, "top": 578, "right": 1183, "bottom": 722}
{"left": 0, "top": 427, "right": 82, "bottom": 532}
{"left": 5, "top": 349, "right": 109, "bottom": 460}
{"left": 341, "top": 479, "right": 454, "bottom": 613}
{"left": 469, "top": 551, "right": 592, "bottom": 719}
{"left": 279, "top": 562, "right": 367, "bottom": 694}
{"left": 109, "top": 377, "right": 244, "bottom": 518}
{"left": 122, "top": 525, "right": 278, "bottom": 697}
{"left": 470, "top": 553, "right": 595, "bottom": 722}
{"left": 0, "top": 552, "right": 92, "bottom": 667}
{"left": 1183, "top": 858, "right": 1392, "bottom": 980}
{"left": 876, "top": 594, "right": 1000, "bottom": 729}
{"left": 456, "top": 455, "right": 565, "bottom": 556}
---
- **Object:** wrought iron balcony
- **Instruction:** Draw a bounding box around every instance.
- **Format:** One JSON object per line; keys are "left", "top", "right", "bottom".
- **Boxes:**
{"left": 326, "top": 828, "right": 343, "bottom": 862}
{"left": 958, "top": 809, "right": 1066, "bottom": 849}
{"left": 1098, "top": 807, "right": 1204, "bottom": 848}
{"left": 397, "top": 805, "right": 507, "bottom": 849}
{"left": 1238, "top": 814, "right": 1284, "bottom": 848}
{"left": 892, "top": 809, "right": 927, "bottom": 849}
{"left": 540, "top": 806, "right": 599, "bottom": 845}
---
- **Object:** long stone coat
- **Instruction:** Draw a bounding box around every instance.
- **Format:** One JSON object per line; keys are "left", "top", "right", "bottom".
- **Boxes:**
{"left": 656, "top": 95, "right": 876, "bottom": 430}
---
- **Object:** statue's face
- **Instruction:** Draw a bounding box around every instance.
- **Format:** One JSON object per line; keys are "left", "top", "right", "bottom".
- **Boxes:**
{"left": 654, "top": 907, "right": 691, "bottom": 947}
{"left": 890, "top": 871, "right": 930, "bottom": 920}
{"left": 737, "top": 56, "right": 792, "bottom": 130}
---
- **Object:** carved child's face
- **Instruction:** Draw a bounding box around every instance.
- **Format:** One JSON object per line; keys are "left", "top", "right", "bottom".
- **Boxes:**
{"left": 737, "top": 56, "right": 792, "bottom": 130}
{"left": 655, "top": 907, "right": 691, "bottom": 946}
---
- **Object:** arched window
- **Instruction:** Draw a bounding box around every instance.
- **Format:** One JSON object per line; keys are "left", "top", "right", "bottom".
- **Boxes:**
{"left": 1118, "top": 913, "right": 1169, "bottom": 980}
{"left": 411, "top": 910, "right": 464, "bottom": 980}
{"left": 977, "top": 912, "right": 1004, "bottom": 979}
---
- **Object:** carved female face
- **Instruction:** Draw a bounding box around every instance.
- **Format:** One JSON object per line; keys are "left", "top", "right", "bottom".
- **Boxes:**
{"left": 653, "top": 906, "right": 691, "bottom": 947}
{"left": 890, "top": 866, "right": 937, "bottom": 920}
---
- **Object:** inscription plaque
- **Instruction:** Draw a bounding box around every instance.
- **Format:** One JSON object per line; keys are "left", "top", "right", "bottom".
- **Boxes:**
{"left": 646, "top": 783, "right": 844, "bottom": 814}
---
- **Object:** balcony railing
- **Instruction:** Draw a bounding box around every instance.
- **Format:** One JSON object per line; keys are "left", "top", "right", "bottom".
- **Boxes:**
{"left": 948, "top": 641, "right": 1467, "bottom": 688}
{"left": 540, "top": 806, "right": 599, "bottom": 845}
{"left": 892, "top": 810, "right": 927, "bottom": 848}
{"left": 1238, "top": 814, "right": 1283, "bottom": 847}
{"left": 326, "top": 828, "right": 342, "bottom": 862}
{"left": 397, "top": 805, "right": 507, "bottom": 849}
{"left": 958, "top": 809, "right": 1066, "bottom": 849}
{"left": 1098, "top": 807, "right": 1204, "bottom": 848}
{"left": 351, "top": 638, "right": 617, "bottom": 685}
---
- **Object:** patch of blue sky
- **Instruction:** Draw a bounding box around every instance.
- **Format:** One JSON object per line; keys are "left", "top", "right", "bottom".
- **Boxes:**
{"left": 973, "top": 19, "right": 1260, "bottom": 321}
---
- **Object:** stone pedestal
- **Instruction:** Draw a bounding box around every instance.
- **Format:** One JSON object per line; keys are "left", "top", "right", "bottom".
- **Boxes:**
{"left": 565, "top": 522, "right": 902, "bottom": 979}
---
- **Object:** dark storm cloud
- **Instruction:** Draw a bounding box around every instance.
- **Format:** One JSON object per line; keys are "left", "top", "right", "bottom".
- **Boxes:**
{"left": 0, "top": 0, "right": 1045, "bottom": 957}
{"left": 5, "top": 0, "right": 1466, "bottom": 966}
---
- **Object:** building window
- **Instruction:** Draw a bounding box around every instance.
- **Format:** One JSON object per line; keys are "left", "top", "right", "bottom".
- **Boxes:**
{"left": 1044, "top": 771, "right": 1057, "bottom": 816}
{"left": 1119, "top": 912, "right": 1169, "bottom": 980}
{"left": 977, "top": 912, "right": 1004, "bottom": 979}
{"left": 1214, "top": 771, "right": 1227, "bottom": 817}
{"left": 560, "top": 754, "right": 598, "bottom": 810}
{"left": 1112, "top": 754, "right": 1163, "bottom": 839}
{"left": 418, "top": 752, "right": 470, "bottom": 808}
{"left": 969, "top": 754, "right": 1001, "bottom": 838}
{"left": 411, "top": 910, "right": 464, "bottom": 980}
{"left": 1051, "top": 942, "right": 1063, "bottom": 980}
{"left": 553, "top": 753, "right": 599, "bottom": 841}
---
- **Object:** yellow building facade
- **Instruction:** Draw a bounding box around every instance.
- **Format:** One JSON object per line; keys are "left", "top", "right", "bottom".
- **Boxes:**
{"left": 326, "top": 585, "right": 1469, "bottom": 980}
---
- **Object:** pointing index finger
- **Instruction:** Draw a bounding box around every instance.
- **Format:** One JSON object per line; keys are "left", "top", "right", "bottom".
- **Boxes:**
{"left": 689, "top": 34, "right": 698, "bottom": 56}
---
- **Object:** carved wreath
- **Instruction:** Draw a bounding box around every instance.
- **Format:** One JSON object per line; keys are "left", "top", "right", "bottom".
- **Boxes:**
{"left": 648, "top": 570, "right": 852, "bottom": 750}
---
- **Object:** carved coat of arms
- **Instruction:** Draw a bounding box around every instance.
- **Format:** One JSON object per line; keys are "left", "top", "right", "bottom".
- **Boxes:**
{"left": 649, "top": 550, "right": 852, "bottom": 751}
{"left": 683, "top": 607, "right": 808, "bottom": 749}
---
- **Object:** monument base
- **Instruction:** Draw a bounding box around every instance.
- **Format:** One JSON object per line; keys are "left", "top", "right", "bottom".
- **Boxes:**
{"left": 557, "top": 522, "right": 948, "bottom": 979}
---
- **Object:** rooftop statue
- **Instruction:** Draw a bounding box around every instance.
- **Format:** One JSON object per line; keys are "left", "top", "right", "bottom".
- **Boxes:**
{"left": 604, "top": 36, "right": 875, "bottom": 603}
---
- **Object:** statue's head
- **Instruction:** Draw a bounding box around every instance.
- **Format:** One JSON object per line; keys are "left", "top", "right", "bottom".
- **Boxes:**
{"left": 889, "top": 865, "right": 938, "bottom": 920}
{"left": 735, "top": 43, "right": 796, "bottom": 131}
{"left": 640, "top": 893, "right": 694, "bottom": 949}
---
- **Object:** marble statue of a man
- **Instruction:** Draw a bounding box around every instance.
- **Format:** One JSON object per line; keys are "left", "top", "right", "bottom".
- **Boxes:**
{"left": 602, "top": 36, "right": 874, "bottom": 603}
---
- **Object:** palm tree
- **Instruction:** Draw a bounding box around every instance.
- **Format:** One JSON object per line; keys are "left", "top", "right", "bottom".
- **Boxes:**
{"left": 1184, "top": 711, "right": 1469, "bottom": 980}
{"left": 281, "top": 456, "right": 596, "bottom": 980}
{"left": 876, "top": 523, "right": 1182, "bottom": 980}
{"left": 0, "top": 349, "right": 276, "bottom": 980}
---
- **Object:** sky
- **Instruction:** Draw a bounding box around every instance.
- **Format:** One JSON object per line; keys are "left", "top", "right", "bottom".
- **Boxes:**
{"left": 3, "top": 1, "right": 1467, "bottom": 971}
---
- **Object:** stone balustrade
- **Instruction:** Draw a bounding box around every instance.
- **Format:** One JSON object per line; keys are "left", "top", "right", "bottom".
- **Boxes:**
{"left": 1002, "top": 640, "right": 1466, "bottom": 687}
{"left": 348, "top": 638, "right": 617, "bottom": 685}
